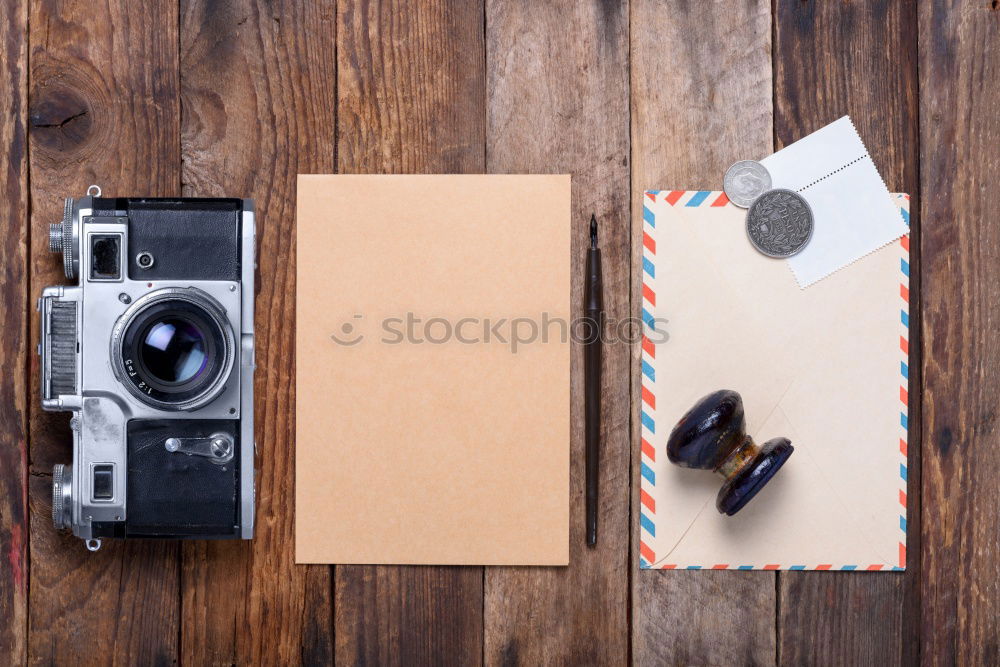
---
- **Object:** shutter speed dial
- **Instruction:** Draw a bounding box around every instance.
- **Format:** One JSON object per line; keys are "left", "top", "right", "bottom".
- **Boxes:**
{"left": 52, "top": 463, "right": 73, "bottom": 530}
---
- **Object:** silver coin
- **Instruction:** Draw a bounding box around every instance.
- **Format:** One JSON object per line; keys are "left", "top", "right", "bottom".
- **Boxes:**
{"left": 745, "top": 189, "right": 814, "bottom": 258}
{"left": 724, "top": 160, "right": 772, "bottom": 208}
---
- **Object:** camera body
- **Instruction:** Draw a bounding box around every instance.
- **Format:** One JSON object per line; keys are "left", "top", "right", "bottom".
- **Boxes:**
{"left": 39, "top": 189, "right": 255, "bottom": 550}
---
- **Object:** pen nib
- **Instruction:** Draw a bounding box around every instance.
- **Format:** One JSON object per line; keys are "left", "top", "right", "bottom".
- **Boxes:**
{"left": 590, "top": 214, "right": 597, "bottom": 249}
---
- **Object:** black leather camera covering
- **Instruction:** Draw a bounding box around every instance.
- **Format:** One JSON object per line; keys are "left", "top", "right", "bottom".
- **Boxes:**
{"left": 125, "top": 419, "right": 240, "bottom": 538}
{"left": 92, "top": 198, "right": 243, "bottom": 281}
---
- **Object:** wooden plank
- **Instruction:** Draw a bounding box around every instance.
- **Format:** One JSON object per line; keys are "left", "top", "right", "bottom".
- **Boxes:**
{"left": 482, "top": 1, "right": 630, "bottom": 663}
{"left": 919, "top": 1, "right": 1000, "bottom": 663}
{"left": 334, "top": 1, "right": 486, "bottom": 663}
{"left": 178, "top": 0, "right": 336, "bottom": 663}
{"left": 26, "top": 1, "right": 181, "bottom": 663}
{"left": 772, "top": 1, "right": 921, "bottom": 664}
{"left": 630, "top": 1, "right": 777, "bottom": 664}
{"left": 335, "top": 566, "right": 483, "bottom": 663}
{"left": 0, "top": 0, "right": 28, "bottom": 662}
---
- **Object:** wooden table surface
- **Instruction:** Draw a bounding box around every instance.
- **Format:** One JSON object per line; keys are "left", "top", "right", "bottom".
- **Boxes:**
{"left": 1, "top": 1, "right": 996, "bottom": 664}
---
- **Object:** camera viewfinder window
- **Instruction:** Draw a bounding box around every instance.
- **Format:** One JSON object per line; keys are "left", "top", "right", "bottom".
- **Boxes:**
{"left": 90, "top": 234, "right": 121, "bottom": 280}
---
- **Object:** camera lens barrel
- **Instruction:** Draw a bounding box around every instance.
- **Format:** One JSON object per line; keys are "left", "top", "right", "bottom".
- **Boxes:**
{"left": 111, "top": 287, "right": 235, "bottom": 411}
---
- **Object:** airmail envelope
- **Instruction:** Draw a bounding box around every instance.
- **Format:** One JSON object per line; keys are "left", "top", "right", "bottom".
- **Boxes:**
{"left": 637, "top": 191, "right": 910, "bottom": 571}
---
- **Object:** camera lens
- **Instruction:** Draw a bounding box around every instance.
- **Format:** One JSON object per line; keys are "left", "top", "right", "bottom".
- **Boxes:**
{"left": 111, "top": 288, "right": 235, "bottom": 411}
{"left": 140, "top": 318, "right": 209, "bottom": 384}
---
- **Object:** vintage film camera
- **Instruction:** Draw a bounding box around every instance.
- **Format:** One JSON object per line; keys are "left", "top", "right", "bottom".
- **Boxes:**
{"left": 38, "top": 186, "right": 255, "bottom": 550}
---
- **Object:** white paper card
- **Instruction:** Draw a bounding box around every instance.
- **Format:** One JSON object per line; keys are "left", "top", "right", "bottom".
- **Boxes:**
{"left": 760, "top": 116, "right": 908, "bottom": 287}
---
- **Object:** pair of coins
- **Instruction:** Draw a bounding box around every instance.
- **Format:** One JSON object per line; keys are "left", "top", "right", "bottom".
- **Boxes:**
{"left": 723, "top": 160, "right": 813, "bottom": 259}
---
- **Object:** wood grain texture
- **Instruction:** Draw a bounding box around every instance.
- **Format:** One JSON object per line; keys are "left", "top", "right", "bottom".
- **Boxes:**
{"left": 630, "top": 1, "right": 777, "bottom": 664}
{"left": 919, "top": 1, "right": 1000, "bottom": 664}
{"left": 12, "top": 1, "right": 1000, "bottom": 661}
{"left": 0, "top": 0, "right": 28, "bottom": 662}
{"left": 179, "top": 0, "right": 336, "bottom": 663}
{"left": 772, "top": 1, "right": 921, "bottom": 664}
{"left": 27, "top": 1, "right": 181, "bottom": 663}
{"left": 337, "top": 0, "right": 486, "bottom": 174}
{"left": 335, "top": 1, "right": 486, "bottom": 663}
{"left": 483, "top": 1, "right": 630, "bottom": 663}
{"left": 335, "top": 566, "right": 483, "bottom": 664}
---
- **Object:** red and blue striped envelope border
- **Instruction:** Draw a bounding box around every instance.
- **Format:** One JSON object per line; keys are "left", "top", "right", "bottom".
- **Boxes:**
{"left": 639, "top": 191, "right": 910, "bottom": 571}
